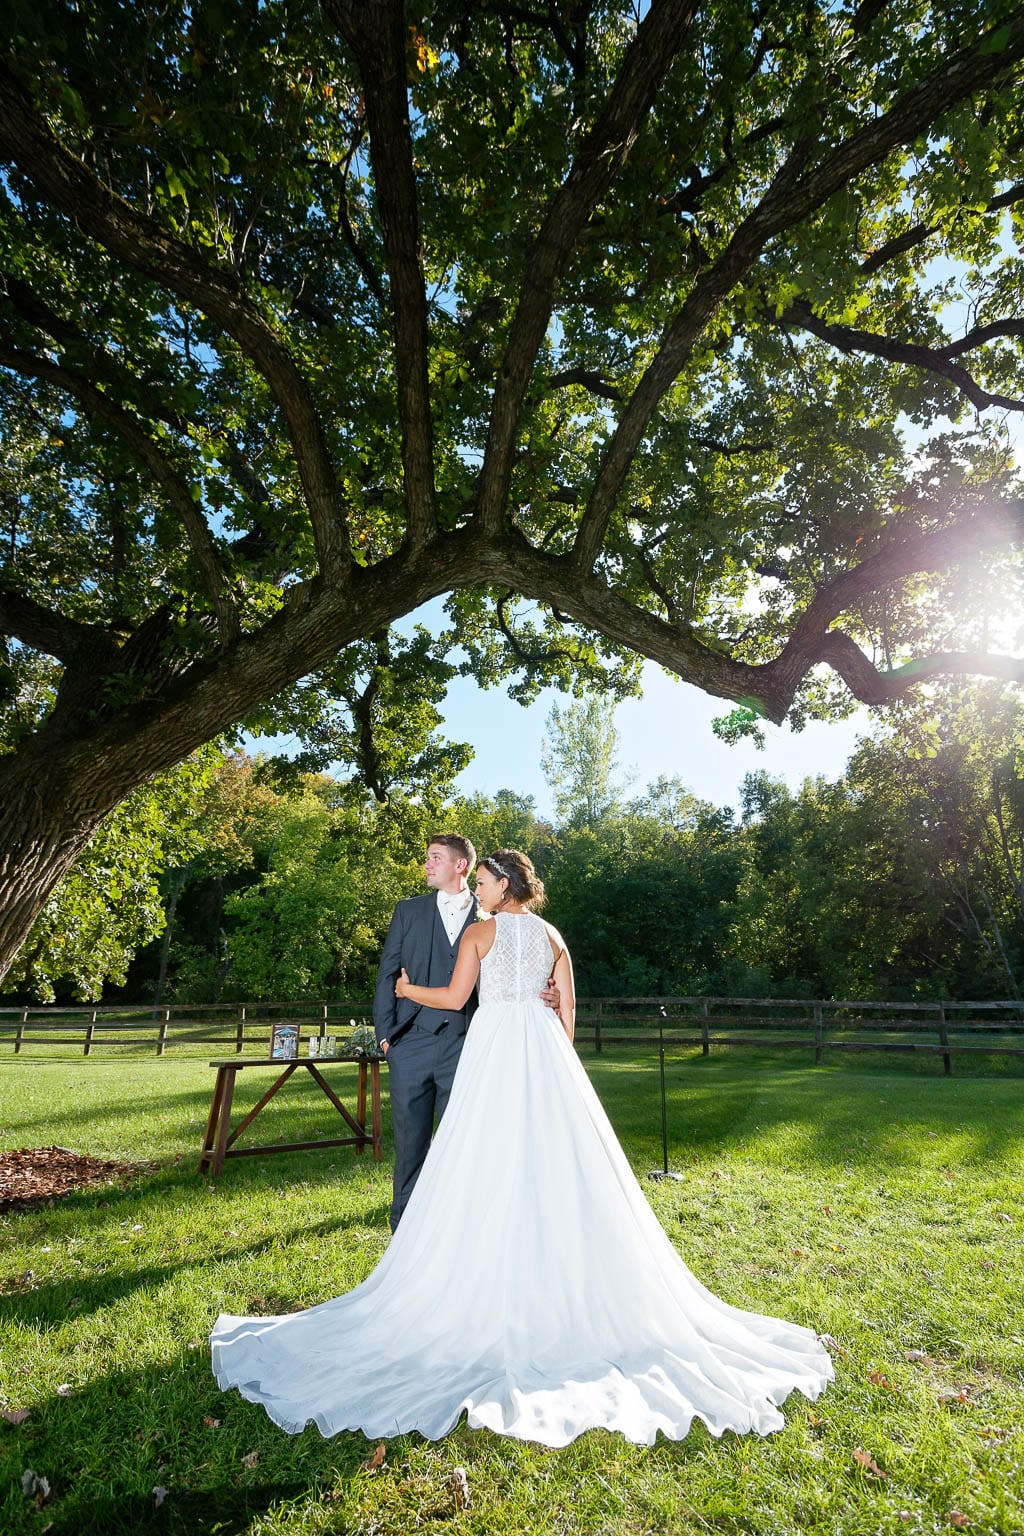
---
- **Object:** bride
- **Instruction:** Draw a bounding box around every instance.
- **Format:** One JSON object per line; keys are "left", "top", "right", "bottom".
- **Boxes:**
{"left": 211, "top": 849, "right": 833, "bottom": 1447}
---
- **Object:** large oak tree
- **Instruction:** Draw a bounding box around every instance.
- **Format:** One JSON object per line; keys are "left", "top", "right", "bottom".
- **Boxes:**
{"left": 1, "top": 0, "right": 1023, "bottom": 981}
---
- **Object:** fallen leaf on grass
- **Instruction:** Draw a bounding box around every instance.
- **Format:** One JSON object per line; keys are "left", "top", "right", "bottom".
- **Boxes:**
{"left": 55, "top": 1385, "right": 72, "bottom": 1397}
{"left": 868, "top": 1371, "right": 898, "bottom": 1391}
{"left": 152, "top": 1487, "right": 168, "bottom": 1508}
{"left": 452, "top": 1466, "right": 470, "bottom": 1510}
{"left": 3, "top": 1409, "right": 29, "bottom": 1425}
{"left": 995, "top": 1212, "right": 1013, "bottom": 1223}
{"left": 939, "top": 1388, "right": 973, "bottom": 1407}
{"left": 240, "top": 1450, "right": 259, "bottom": 1469}
{"left": 948, "top": 1514, "right": 971, "bottom": 1529}
{"left": 202, "top": 1417, "right": 221, "bottom": 1429}
{"left": 21, "top": 1469, "right": 52, "bottom": 1506}
{"left": 979, "top": 1426, "right": 1006, "bottom": 1441}
{"left": 904, "top": 1349, "right": 930, "bottom": 1363}
{"left": 362, "top": 1443, "right": 386, "bottom": 1473}
{"left": 853, "top": 1447, "right": 887, "bottom": 1478}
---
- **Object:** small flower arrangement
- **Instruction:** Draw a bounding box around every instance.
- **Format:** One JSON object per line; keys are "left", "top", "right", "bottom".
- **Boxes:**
{"left": 342, "top": 1022, "right": 382, "bottom": 1058}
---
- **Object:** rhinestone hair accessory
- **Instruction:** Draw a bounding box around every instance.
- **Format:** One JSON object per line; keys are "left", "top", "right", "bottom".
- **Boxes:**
{"left": 485, "top": 857, "right": 511, "bottom": 881}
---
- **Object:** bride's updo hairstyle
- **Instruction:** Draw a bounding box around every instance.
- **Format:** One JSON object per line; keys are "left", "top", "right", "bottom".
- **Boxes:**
{"left": 479, "top": 849, "right": 546, "bottom": 911}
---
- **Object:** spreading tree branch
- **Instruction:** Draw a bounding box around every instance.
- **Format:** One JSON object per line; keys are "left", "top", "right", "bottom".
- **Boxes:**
{"left": 475, "top": 0, "right": 701, "bottom": 535}
{"left": 571, "top": 12, "right": 1024, "bottom": 571}
{"left": 0, "top": 64, "right": 350, "bottom": 577}
{"left": 0, "top": 589, "right": 114, "bottom": 666}
{"left": 0, "top": 341, "right": 240, "bottom": 641}
{"left": 771, "top": 505, "right": 1024, "bottom": 699}
{"left": 780, "top": 298, "right": 1024, "bottom": 413}
{"left": 327, "top": 0, "right": 439, "bottom": 549}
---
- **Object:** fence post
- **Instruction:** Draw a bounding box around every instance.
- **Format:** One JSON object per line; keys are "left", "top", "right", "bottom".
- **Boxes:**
{"left": 15, "top": 1007, "right": 27, "bottom": 1055}
{"left": 700, "top": 1000, "right": 710, "bottom": 1056}
{"left": 594, "top": 1001, "right": 602, "bottom": 1055}
{"left": 84, "top": 1009, "right": 97, "bottom": 1056}
{"left": 937, "top": 1003, "right": 952, "bottom": 1076}
{"left": 157, "top": 1007, "right": 170, "bottom": 1057}
{"left": 814, "top": 1001, "right": 824, "bottom": 1066}
{"left": 236, "top": 1005, "right": 246, "bottom": 1054}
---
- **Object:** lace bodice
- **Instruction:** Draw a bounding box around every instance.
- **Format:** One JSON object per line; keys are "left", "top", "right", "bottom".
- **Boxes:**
{"left": 478, "top": 912, "right": 554, "bottom": 1004}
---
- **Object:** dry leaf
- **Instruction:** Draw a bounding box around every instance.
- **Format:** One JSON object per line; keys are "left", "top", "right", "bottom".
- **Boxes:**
{"left": 452, "top": 1466, "right": 470, "bottom": 1509}
{"left": 21, "top": 1469, "right": 52, "bottom": 1505}
{"left": 362, "top": 1443, "right": 386, "bottom": 1473}
{"left": 55, "top": 1385, "right": 72, "bottom": 1397}
{"left": 995, "top": 1212, "right": 1013, "bottom": 1223}
{"left": 948, "top": 1514, "right": 970, "bottom": 1529}
{"left": 904, "top": 1349, "right": 929, "bottom": 1362}
{"left": 240, "top": 1450, "right": 259, "bottom": 1469}
{"left": 979, "top": 1426, "right": 1006, "bottom": 1441}
{"left": 939, "top": 1388, "right": 972, "bottom": 1407}
{"left": 202, "top": 1417, "right": 221, "bottom": 1429}
{"left": 853, "top": 1447, "right": 886, "bottom": 1478}
{"left": 152, "top": 1487, "right": 169, "bottom": 1508}
{"left": 3, "top": 1409, "right": 29, "bottom": 1425}
{"left": 868, "top": 1371, "right": 897, "bottom": 1391}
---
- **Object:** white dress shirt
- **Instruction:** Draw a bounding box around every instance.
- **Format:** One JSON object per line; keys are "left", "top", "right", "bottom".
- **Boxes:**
{"left": 436, "top": 889, "right": 473, "bottom": 946}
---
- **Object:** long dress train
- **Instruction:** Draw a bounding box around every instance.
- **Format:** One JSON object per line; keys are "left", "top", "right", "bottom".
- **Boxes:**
{"left": 210, "top": 912, "right": 833, "bottom": 1447}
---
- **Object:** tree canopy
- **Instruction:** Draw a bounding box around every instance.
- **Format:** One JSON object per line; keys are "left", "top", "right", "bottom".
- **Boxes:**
{"left": 1, "top": 0, "right": 1024, "bottom": 980}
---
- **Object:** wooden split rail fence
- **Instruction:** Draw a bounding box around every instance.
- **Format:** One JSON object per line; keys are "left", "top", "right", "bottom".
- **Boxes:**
{"left": 0, "top": 1001, "right": 374, "bottom": 1058}
{"left": 575, "top": 997, "right": 1024, "bottom": 1074}
{"left": 1, "top": 997, "right": 1023, "bottom": 1074}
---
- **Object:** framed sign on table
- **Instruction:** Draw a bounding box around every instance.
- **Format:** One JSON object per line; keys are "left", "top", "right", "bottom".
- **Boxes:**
{"left": 269, "top": 1023, "right": 299, "bottom": 1060}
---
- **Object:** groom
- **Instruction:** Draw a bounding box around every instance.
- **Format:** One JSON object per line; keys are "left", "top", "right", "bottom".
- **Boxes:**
{"left": 374, "top": 833, "right": 556, "bottom": 1231}
{"left": 373, "top": 834, "right": 481, "bottom": 1231}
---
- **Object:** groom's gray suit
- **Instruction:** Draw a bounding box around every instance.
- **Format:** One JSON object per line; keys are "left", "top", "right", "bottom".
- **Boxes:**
{"left": 373, "top": 892, "right": 479, "bottom": 1231}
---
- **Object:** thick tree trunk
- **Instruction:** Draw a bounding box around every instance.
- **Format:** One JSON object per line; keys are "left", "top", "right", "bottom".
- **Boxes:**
{"left": 0, "top": 751, "right": 121, "bottom": 981}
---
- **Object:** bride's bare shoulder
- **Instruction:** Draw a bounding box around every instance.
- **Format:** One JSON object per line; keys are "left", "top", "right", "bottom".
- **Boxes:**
{"left": 464, "top": 913, "right": 496, "bottom": 957}
{"left": 541, "top": 918, "right": 568, "bottom": 961}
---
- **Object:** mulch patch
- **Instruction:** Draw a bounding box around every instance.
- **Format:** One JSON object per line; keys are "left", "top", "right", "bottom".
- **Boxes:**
{"left": 0, "top": 1146, "right": 155, "bottom": 1213}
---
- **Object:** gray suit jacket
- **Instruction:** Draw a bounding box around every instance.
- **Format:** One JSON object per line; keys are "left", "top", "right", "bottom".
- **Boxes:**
{"left": 373, "top": 892, "right": 479, "bottom": 1049}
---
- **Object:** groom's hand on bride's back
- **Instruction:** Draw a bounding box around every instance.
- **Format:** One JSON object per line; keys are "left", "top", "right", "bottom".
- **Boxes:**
{"left": 540, "top": 978, "right": 560, "bottom": 1009}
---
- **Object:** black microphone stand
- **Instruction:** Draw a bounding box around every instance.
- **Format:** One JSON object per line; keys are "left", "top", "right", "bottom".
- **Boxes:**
{"left": 648, "top": 1007, "right": 682, "bottom": 1181}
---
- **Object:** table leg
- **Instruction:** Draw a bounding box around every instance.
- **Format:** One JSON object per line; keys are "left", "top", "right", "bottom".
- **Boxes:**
{"left": 211, "top": 1066, "right": 238, "bottom": 1178}
{"left": 199, "top": 1067, "right": 228, "bottom": 1173}
{"left": 371, "top": 1060, "right": 382, "bottom": 1161}
{"left": 355, "top": 1061, "right": 367, "bottom": 1155}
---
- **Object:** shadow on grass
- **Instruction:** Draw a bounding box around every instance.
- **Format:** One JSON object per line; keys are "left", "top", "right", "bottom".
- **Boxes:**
{"left": 4, "top": 1354, "right": 734, "bottom": 1536}
{"left": 1, "top": 1350, "right": 383, "bottom": 1536}
{"left": 0, "top": 1192, "right": 392, "bottom": 1328}
{"left": 588, "top": 1051, "right": 1024, "bottom": 1169}
{"left": 0, "top": 1069, "right": 392, "bottom": 1136}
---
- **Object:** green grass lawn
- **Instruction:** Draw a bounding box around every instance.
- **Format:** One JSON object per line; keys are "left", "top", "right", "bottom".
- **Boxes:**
{"left": 0, "top": 1051, "right": 1022, "bottom": 1536}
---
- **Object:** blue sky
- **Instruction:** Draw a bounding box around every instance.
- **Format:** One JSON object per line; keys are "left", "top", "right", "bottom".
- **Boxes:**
{"left": 402, "top": 600, "right": 868, "bottom": 818}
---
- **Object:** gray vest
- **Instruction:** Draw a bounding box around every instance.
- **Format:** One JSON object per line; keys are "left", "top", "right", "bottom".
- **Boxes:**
{"left": 416, "top": 905, "right": 475, "bottom": 1033}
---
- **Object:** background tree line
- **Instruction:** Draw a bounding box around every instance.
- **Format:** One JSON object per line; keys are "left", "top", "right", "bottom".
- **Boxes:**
{"left": 4, "top": 681, "right": 1021, "bottom": 1008}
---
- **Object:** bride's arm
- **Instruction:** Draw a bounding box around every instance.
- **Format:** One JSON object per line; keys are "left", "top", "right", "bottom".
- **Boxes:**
{"left": 546, "top": 926, "right": 576, "bottom": 1043}
{"left": 395, "top": 925, "right": 488, "bottom": 1010}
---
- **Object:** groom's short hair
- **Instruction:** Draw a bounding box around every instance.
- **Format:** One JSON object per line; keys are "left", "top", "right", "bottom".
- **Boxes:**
{"left": 427, "top": 833, "right": 476, "bottom": 873}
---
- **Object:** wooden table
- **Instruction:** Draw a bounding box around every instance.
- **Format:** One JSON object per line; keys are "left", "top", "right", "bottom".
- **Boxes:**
{"left": 198, "top": 1056, "right": 382, "bottom": 1178}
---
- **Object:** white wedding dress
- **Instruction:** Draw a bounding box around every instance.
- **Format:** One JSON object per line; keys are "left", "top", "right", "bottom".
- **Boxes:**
{"left": 211, "top": 913, "right": 833, "bottom": 1446}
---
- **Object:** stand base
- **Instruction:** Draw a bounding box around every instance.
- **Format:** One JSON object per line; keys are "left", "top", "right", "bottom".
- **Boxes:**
{"left": 647, "top": 1169, "right": 684, "bottom": 1181}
